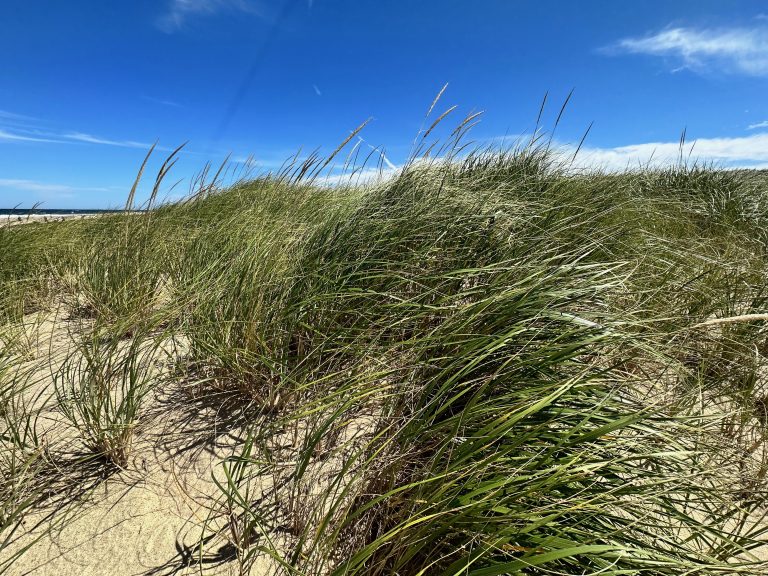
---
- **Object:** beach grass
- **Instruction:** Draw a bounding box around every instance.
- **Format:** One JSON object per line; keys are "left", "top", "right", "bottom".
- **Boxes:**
{"left": 1, "top": 115, "right": 768, "bottom": 574}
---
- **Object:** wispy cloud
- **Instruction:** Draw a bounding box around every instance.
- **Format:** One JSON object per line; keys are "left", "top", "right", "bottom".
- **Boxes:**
{"left": 0, "top": 110, "right": 38, "bottom": 122}
{"left": 0, "top": 129, "right": 65, "bottom": 144}
{"left": 0, "top": 109, "right": 157, "bottom": 149}
{"left": 0, "top": 122, "right": 162, "bottom": 150}
{"left": 748, "top": 120, "right": 768, "bottom": 130}
{"left": 0, "top": 179, "right": 76, "bottom": 194}
{"left": 355, "top": 135, "right": 397, "bottom": 171}
{"left": 0, "top": 178, "right": 112, "bottom": 195}
{"left": 568, "top": 132, "right": 768, "bottom": 171}
{"left": 62, "top": 132, "right": 155, "bottom": 149}
{"left": 157, "top": 0, "right": 265, "bottom": 33}
{"left": 141, "top": 95, "right": 184, "bottom": 108}
{"left": 606, "top": 25, "right": 768, "bottom": 76}
{"left": 313, "top": 84, "right": 322, "bottom": 97}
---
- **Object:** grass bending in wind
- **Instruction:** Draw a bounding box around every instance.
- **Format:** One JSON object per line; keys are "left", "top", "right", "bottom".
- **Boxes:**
{"left": 1, "top": 104, "right": 768, "bottom": 574}
{"left": 199, "top": 148, "right": 768, "bottom": 574}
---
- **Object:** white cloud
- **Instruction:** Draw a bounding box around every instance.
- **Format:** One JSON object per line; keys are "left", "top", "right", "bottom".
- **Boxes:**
{"left": 62, "top": 132, "right": 154, "bottom": 149}
{"left": 0, "top": 110, "right": 38, "bottom": 122}
{"left": 0, "top": 125, "right": 166, "bottom": 150}
{"left": 0, "top": 179, "right": 76, "bottom": 193}
{"left": 567, "top": 132, "right": 768, "bottom": 171}
{"left": 0, "top": 109, "right": 158, "bottom": 149}
{"left": 321, "top": 165, "right": 400, "bottom": 187}
{"left": 0, "top": 179, "right": 112, "bottom": 194}
{"left": 608, "top": 25, "right": 768, "bottom": 76}
{"left": 157, "top": 0, "right": 265, "bottom": 32}
{"left": 748, "top": 120, "right": 768, "bottom": 130}
{"left": 355, "top": 135, "right": 397, "bottom": 171}
{"left": 141, "top": 95, "right": 184, "bottom": 108}
{"left": 0, "top": 130, "right": 63, "bottom": 144}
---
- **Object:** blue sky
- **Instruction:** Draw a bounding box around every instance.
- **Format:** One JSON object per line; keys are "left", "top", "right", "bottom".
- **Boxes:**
{"left": 2, "top": 0, "right": 768, "bottom": 208}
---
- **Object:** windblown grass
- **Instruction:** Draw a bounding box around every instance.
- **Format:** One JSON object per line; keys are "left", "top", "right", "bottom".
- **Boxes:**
{"left": 1, "top": 108, "right": 768, "bottom": 574}
{"left": 198, "top": 149, "right": 768, "bottom": 575}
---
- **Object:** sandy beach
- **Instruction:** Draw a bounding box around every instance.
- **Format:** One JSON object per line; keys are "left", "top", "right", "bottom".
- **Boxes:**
{"left": 2, "top": 214, "right": 102, "bottom": 227}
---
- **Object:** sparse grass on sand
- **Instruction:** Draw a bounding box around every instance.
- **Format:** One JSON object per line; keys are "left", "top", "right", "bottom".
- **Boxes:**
{"left": 1, "top": 109, "right": 768, "bottom": 575}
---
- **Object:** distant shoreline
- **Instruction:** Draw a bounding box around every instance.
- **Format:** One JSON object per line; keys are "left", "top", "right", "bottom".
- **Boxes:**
{"left": 0, "top": 209, "right": 132, "bottom": 216}
{"left": 2, "top": 209, "right": 146, "bottom": 227}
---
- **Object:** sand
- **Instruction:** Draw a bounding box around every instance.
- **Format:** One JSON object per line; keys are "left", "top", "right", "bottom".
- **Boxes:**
{"left": 2, "top": 214, "right": 103, "bottom": 227}
{"left": 2, "top": 305, "right": 767, "bottom": 575}
{"left": 0, "top": 310, "right": 275, "bottom": 575}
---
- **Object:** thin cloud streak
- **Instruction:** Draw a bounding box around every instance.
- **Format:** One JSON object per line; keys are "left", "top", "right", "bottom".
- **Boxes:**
{"left": 63, "top": 132, "right": 155, "bottom": 149}
{"left": 356, "top": 136, "right": 397, "bottom": 171}
{"left": 0, "top": 178, "right": 112, "bottom": 194}
{"left": 0, "top": 130, "right": 65, "bottom": 144}
{"left": 0, "top": 110, "right": 39, "bottom": 122}
{"left": 157, "top": 0, "right": 265, "bottom": 33}
{"left": 0, "top": 125, "right": 177, "bottom": 152}
{"left": 141, "top": 95, "right": 184, "bottom": 108}
{"left": 607, "top": 25, "right": 768, "bottom": 76}
{"left": 748, "top": 121, "right": 768, "bottom": 130}
{"left": 0, "top": 108, "right": 164, "bottom": 150}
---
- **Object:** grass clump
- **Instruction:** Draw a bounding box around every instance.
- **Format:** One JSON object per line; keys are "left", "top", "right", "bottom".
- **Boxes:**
{"left": 54, "top": 326, "right": 157, "bottom": 468}
{"left": 60, "top": 220, "right": 162, "bottom": 329}
{"left": 201, "top": 149, "right": 767, "bottom": 574}
{"left": 0, "top": 345, "right": 49, "bottom": 573}
{"left": 2, "top": 108, "right": 768, "bottom": 574}
{"left": 173, "top": 181, "right": 358, "bottom": 409}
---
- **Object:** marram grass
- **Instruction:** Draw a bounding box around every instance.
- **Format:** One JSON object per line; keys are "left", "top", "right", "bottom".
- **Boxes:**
{"left": 1, "top": 116, "right": 768, "bottom": 574}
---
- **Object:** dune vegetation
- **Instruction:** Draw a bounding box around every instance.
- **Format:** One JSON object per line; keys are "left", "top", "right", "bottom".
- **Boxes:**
{"left": 2, "top": 110, "right": 768, "bottom": 575}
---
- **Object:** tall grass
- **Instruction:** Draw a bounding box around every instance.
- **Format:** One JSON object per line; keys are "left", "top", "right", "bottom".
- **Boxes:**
{"left": 64, "top": 235, "right": 160, "bottom": 326}
{"left": 198, "top": 146, "right": 768, "bottom": 574}
{"left": 172, "top": 180, "right": 359, "bottom": 408}
{"left": 1, "top": 108, "right": 768, "bottom": 574}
